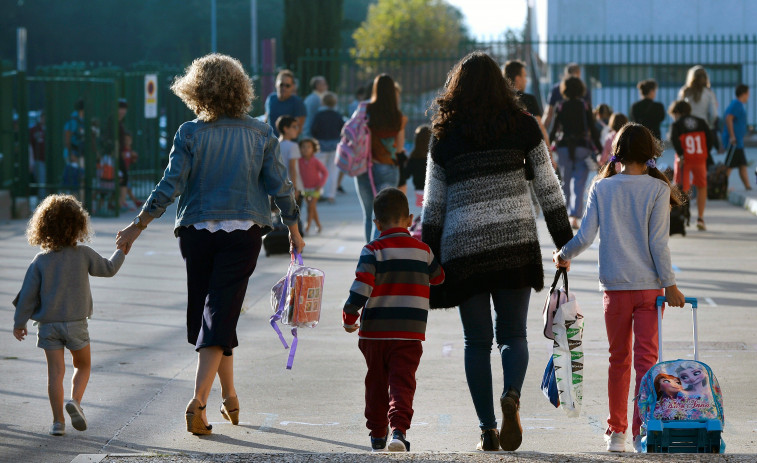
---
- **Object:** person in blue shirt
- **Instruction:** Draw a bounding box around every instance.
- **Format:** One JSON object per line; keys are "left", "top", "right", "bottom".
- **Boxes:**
{"left": 265, "top": 69, "right": 307, "bottom": 138}
{"left": 62, "top": 99, "right": 86, "bottom": 193}
{"left": 63, "top": 99, "right": 85, "bottom": 165}
{"left": 722, "top": 84, "right": 752, "bottom": 190}
{"left": 303, "top": 75, "right": 327, "bottom": 137}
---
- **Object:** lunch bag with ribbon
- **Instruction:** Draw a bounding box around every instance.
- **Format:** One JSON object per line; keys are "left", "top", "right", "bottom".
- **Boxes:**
{"left": 270, "top": 252, "right": 325, "bottom": 369}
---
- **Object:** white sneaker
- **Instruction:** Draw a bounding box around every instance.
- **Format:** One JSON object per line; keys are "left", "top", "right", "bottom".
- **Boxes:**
{"left": 633, "top": 435, "right": 644, "bottom": 453}
{"left": 65, "top": 399, "right": 88, "bottom": 431}
{"left": 49, "top": 421, "right": 65, "bottom": 436}
{"left": 604, "top": 429, "right": 626, "bottom": 452}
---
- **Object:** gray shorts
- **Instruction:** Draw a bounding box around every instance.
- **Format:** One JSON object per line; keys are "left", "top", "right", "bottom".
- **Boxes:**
{"left": 36, "top": 319, "right": 90, "bottom": 351}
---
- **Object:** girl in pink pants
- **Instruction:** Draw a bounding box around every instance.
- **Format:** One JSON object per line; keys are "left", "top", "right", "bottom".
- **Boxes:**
{"left": 553, "top": 123, "right": 686, "bottom": 453}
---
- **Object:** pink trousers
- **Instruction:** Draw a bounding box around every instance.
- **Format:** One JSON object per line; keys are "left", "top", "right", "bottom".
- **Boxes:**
{"left": 603, "top": 289, "right": 664, "bottom": 437}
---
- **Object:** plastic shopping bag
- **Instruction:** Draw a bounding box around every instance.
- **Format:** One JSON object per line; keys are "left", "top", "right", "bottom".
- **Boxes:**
{"left": 551, "top": 283, "right": 584, "bottom": 417}
{"left": 541, "top": 355, "right": 559, "bottom": 408}
{"left": 270, "top": 252, "right": 325, "bottom": 369}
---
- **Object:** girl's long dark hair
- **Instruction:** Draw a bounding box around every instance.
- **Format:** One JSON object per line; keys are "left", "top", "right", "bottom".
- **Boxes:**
{"left": 366, "top": 74, "right": 402, "bottom": 132}
{"left": 596, "top": 123, "right": 683, "bottom": 207}
{"left": 430, "top": 51, "right": 524, "bottom": 148}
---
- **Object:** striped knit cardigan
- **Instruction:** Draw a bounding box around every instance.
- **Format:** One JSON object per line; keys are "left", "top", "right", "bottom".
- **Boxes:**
{"left": 421, "top": 112, "right": 573, "bottom": 309}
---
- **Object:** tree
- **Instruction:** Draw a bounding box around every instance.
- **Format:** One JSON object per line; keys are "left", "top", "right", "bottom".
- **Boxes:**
{"left": 352, "top": 0, "right": 467, "bottom": 57}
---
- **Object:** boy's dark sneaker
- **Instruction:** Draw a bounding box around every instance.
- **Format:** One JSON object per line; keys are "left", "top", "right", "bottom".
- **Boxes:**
{"left": 388, "top": 429, "right": 410, "bottom": 452}
{"left": 499, "top": 389, "right": 522, "bottom": 451}
{"left": 370, "top": 426, "right": 389, "bottom": 452}
{"left": 476, "top": 428, "right": 500, "bottom": 451}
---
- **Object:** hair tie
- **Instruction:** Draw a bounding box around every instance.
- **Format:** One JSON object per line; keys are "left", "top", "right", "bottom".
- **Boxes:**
{"left": 646, "top": 158, "right": 657, "bottom": 169}
{"left": 610, "top": 155, "right": 619, "bottom": 163}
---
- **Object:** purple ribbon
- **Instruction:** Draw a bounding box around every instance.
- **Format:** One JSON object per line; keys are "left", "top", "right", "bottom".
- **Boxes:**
{"left": 287, "top": 328, "right": 298, "bottom": 370}
{"left": 610, "top": 155, "right": 619, "bottom": 163}
{"left": 646, "top": 158, "right": 657, "bottom": 169}
{"left": 269, "top": 251, "right": 305, "bottom": 369}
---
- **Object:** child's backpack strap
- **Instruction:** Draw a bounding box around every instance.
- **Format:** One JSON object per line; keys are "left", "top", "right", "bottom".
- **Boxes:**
{"left": 269, "top": 252, "right": 309, "bottom": 370}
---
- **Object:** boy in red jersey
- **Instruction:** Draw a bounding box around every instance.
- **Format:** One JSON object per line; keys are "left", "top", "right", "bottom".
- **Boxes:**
{"left": 343, "top": 187, "right": 445, "bottom": 452}
{"left": 669, "top": 100, "right": 713, "bottom": 230}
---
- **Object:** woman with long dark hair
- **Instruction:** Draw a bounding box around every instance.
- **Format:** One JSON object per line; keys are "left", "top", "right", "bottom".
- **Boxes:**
{"left": 355, "top": 74, "right": 408, "bottom": 242}
{"left": 549, "top": 76, "right": 602, "bottom": 229}
{"left": 422, "top": 52, "right": 572, "bottom": 452}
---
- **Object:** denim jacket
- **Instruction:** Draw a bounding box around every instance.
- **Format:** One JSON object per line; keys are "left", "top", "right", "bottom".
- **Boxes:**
{"left": 142, "top": 115, "right": 298, "bottom": 236}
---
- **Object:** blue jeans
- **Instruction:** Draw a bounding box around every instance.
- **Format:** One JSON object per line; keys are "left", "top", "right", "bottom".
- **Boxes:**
{"left": 355, "top": 163, "right": 399, "bottom": 243}
{"left": 556, "top": 146, "right": 592, "bottom": 218}
{"left": 458, "top": 287, "right": 531, "bottom": 430}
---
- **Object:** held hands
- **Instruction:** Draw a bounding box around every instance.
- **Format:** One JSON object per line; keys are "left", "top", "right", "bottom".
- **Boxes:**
{"left": 116, "top": 224, "right": 142, "bottom": 255}
{"left": 552, "top": 249, "right": 570, "bottom": 271}
{"left": 665, "top": 285, "right": 686, "bottom": 308}
{"left": 13, "top": 327, "right": 27, "bottom": 341}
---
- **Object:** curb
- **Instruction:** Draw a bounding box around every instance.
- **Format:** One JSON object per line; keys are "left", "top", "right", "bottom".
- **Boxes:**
{"left": 728, "top": 190, "right": 757, "bottom": 216}
{"left": 80, "top": 452, "right": 757, "bottom": 463}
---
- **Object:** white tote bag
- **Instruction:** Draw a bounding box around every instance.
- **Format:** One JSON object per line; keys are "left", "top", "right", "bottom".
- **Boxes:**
{"left": 551, "top": 289, "right": 584, "bottom": 418}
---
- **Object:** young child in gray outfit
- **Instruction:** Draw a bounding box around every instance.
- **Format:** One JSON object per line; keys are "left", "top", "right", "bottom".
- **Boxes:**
{"left": 12, "top": 194, "right": 125, "bottom": 436}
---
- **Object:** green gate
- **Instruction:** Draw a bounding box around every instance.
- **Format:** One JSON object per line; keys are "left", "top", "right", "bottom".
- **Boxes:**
{"left": 0, "top": 60, "right": 29, "bottom": 219}
{"left": 27, "top": 76, "right": 120, "bottom": 216}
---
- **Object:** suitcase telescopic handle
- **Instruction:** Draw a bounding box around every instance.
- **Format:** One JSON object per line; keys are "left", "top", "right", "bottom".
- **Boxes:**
{"left": 656, "top": 296, "right": 699, "bottom": 362}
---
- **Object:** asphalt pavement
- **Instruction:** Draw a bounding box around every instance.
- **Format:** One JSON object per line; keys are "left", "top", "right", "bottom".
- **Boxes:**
{"left": 1, "top": 148, "right": 755, "bottom": 463}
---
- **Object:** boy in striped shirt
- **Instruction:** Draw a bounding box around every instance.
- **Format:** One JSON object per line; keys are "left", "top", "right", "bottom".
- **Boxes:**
{"left": 343, "top": 187, "right": 445, "bottom": 452}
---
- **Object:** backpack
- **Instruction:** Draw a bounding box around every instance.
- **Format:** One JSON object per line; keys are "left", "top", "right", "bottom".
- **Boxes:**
{"left": 336, "top": 102, "right": 375, "bottom": 193}
{"left": 636, "top": 296, "right": 725, "bottom": 453}
{"left": 637, "top": 359, "right": 724, "bottom": 427}
{"left": 270, "top": 252, "right": 324, "bottom": 369}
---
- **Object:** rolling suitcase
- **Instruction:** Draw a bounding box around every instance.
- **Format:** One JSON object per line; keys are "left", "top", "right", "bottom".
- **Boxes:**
{"left": 707, "top": 163, "right": 728, "bottom": 200}
{"left": 637, "top": 296, "right": 725, "bottom": 453}
{"left": 263, "top": 213, "right": 291, "bottom": 256}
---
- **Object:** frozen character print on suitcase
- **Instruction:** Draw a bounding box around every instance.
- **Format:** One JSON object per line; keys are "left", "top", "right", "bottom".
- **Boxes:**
{"left": 639, "top": 360, "right": 723, "bottom": 424}
{"left": 676, "top": 361, "right": 711, "bottom": 399}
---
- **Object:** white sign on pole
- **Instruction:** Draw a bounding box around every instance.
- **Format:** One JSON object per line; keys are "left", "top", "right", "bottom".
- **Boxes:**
{"left": 17, "top": 28, "right": 27, "bottom": 72}
{"left": 144, "top": 74, "right": 158, "bottom": 119}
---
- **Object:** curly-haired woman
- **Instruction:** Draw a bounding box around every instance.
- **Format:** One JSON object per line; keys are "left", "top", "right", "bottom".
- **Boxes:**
{"left": 116, "top": 54, "right": 304, "bottom": 435}
{"left": 422, "top": 51, "right": 572, "bottom": 452}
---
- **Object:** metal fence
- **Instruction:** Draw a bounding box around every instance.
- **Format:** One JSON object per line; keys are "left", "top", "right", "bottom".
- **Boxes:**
{"left": 2, "top": 63, "right": 194, "bottom": 217}
{"left": 292, "top": 35, "right": 757, "bottom": 145}
{"left": 2, "top": 35, "right": 756, "bottom": 218}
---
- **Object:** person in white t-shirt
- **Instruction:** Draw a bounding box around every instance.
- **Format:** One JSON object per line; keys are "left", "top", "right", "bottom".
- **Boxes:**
{"left": 276, "top": 115, "right": 303, "bottom": 192}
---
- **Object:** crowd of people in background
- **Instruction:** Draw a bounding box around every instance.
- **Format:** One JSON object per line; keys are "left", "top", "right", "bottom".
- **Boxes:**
{"left": 256, "top": 60, "right": 752, "bottom": 240}
{"left": 534, "top": 62, "right": 752, "bottom": 233}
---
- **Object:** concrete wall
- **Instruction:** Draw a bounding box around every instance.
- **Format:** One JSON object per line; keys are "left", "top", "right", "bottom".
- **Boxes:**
{"left": 546, "top": 0, "right": 757, "bottom": 37}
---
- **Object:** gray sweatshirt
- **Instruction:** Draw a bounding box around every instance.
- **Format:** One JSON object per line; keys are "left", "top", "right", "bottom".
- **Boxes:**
{"left": 558, "top": 174, "right": 676, "bottom": 291}
{"left": 13, "top": 246, "right": 125, "bottom": 329}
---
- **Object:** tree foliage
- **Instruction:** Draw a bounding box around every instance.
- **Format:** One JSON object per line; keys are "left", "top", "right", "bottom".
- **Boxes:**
{"left": 352, "top": 0, "right": 468, "bottom": 56}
